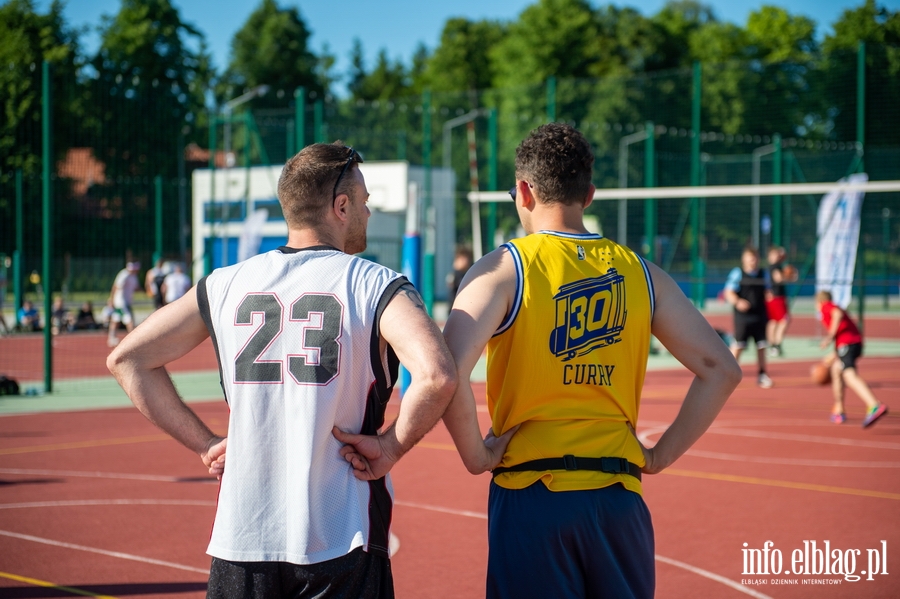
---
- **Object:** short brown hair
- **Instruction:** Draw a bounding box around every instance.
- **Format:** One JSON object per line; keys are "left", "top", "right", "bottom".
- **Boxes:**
{"left": 277, "top": 142, "right": 361, "bottom": 228}
{"left": 816, "top": 290, "right": 832, "bottom": 303}
{"left": 515, "top": 123, "right": 594, "bottom": 205}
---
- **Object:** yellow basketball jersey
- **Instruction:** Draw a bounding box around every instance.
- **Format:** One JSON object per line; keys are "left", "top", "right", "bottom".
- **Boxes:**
{"left": 488, "top": 231, "right": 655, "bottom": 494}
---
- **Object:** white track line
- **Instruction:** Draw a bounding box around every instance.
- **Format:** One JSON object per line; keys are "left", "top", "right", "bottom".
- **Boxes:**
{"left": 0, "top": 529, "right": 209, "bottom": 574}
{"left": 0, "top": 499, "right": 215, "bottom": 510}
{"left": 395, "top": 500, "right": 766, "bottom": 596}
{"left": 703, "top": 428, "right": 900, "bottom": 450}
{"left": 684, "top": 449, "right": 900, "bottom": 468}
{"left": 0, "top": 467, "right": 216, "bottom": 483}
{"left": 655, "top": 555, "right": 773, "bottom": 599}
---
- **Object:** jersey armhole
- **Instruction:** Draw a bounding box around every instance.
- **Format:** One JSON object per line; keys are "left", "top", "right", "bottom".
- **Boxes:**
{"left": 369, "top": 276, "right": 409, "bottom": 405}
{"left": 196, "top": 276, "right": 228, "bottom": 404}
{"left": 493, "top": 243, "right": 523, "bottom": 337}
{"left": 636, "top": 255, "right": 656, "bottom": 321}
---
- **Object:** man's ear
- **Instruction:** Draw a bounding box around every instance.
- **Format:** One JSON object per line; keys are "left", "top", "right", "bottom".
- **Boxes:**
{"left": 518, "top": 181, "right": 536, "bottom": 210}
{"left": 333, "top": 193, "right": 350, "bottom": 222}
{"left": 583, "top": 184, "right": 595, "bottom": 209}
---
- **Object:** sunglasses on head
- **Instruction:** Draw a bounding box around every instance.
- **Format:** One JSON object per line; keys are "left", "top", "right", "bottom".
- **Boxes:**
{"left": 333, "top": 146, "right": 364, "bottom": 204}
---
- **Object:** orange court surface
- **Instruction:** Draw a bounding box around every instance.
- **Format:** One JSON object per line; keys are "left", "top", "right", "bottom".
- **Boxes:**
{"left": 0, "top": 313, "right": 899, "bottom": 599}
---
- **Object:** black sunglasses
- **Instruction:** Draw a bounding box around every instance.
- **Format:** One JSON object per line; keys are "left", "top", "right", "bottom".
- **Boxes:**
{"left": 508, "top": 182, "right": 531, "bottom": 200}
{"left": 333, "top": 146, "right": 364, "bottom": 203}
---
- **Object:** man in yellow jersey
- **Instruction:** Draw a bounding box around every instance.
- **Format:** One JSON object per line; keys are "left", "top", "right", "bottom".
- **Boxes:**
{"left": 440, "top": 123, "right": 742, "bottom": 599}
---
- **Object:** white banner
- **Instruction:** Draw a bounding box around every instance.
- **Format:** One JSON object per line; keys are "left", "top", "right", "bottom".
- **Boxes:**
{"left": 816, "top": 172, "right": 867, "bottom": 309}
{"left": 237, "top": 208, "right": 270, "bottom": 263}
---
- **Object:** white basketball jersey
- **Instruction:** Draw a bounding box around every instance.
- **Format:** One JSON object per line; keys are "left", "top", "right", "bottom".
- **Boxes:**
{"left": 198, "top": 246, "right": 406, "bottom": 565}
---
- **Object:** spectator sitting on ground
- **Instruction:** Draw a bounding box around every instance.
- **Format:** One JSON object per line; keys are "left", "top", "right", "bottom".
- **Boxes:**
{"left": 73, "top": 301, "right": 99, "bottom": 330}
{"left": 18, "top": 300, "right": 41, "bottom": 332}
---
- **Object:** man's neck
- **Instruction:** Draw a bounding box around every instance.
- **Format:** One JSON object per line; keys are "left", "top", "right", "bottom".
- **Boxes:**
{"left": 285, "top": 228, "right": 343, "bottom": 252}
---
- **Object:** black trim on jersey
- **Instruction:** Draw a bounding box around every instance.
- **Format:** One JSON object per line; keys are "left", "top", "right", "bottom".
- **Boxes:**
{"left": 276, "top": 245, "right": 340, "bottom": 254}
{"left": 196, "top": 276, "right": 229, "bottom": 404}
{"left": 361, "top": 275, "right": 408, "bottom": 560}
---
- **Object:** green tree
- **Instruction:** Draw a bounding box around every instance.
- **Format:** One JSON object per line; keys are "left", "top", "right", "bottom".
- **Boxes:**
{"left": 419, "top": 18, "right": 505, "bottom": 94}
{"left": 90, "top": 0, "right": 211, "bottom": 178}
{"left": 822, "top": 0, "right": 900, "bottom": 146}
{"left": 224, "top": 0, "right": 321, "bottom": 102}
{"left": 0, "top": 0, "right": 83, "bottom": 177}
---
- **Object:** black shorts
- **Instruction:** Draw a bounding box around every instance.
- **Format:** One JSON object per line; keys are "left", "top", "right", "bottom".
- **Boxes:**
{"left": 487, "top": 482, "right": 654, "bottom": 599}
{"left": 207, "top": 548, "right": 393, "bottom": 599}
{"left": 732, "top": 316, "right": 768, "bottom": 349}
{"left": 837, "top": 343, "right": 863, "bottom": 370}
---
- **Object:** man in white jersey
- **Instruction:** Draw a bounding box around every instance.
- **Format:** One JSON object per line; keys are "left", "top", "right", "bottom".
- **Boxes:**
{"left": 108, "top": 142, "right": 457, "bottom": 599}
{"left": 161, "top": 263, "right": 191, "bottom": 304}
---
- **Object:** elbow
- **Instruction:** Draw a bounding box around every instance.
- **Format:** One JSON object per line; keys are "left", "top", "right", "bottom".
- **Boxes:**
{"left": 723, "top": 355, "right": 743, "bottom": 390}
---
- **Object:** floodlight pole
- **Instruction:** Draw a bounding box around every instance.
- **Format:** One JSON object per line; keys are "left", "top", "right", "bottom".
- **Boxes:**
{"left": 444, "top": 109, "right": 489, "bottom": 259}
{"left": 751, "top": 142, "right": 777, "bottom": 249}
{"left": 618, "top": 129, "right": 649, "bottom": 247}
{"left": 221, "top": 85, "right": 269, "bottom": 268}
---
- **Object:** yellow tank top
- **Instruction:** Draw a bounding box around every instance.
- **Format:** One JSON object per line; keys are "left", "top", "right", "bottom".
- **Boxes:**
{"left": 488, "top": 231, "right": 654, "bottom": 494}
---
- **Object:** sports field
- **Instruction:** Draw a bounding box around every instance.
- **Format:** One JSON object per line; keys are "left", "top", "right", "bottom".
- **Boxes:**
{"left": 0, "top": 310, "right": 898, "bottom": 598}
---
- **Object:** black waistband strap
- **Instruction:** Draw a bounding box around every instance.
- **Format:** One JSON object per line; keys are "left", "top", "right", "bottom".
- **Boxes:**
{"left": 492, "top": 455, "right": 642, "bottom": 481}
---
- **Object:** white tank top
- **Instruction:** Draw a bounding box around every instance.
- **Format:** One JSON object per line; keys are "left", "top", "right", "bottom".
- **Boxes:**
{"left": 198, "top": 246, "right": 405, "bottom": 564}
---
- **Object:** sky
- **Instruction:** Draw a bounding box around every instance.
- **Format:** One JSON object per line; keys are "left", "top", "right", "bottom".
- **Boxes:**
{"left": 39, "top": 0, "right": 894, "bottom": 93}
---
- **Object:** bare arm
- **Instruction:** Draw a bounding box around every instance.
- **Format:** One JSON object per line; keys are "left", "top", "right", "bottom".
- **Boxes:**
{"left": 441, "top": 248, "right": 519, "bottom": 474}
{"left": 334, "top": 284, "right": 457, "bottom": 480}
{"left": 106, "top": 286, "right": 225, "bottom": 475}
{"left": 820, "top": 306, "right": 844, "bottom": 348}
{"left": 637, "top": 262, "right": 743, "bottom": 473}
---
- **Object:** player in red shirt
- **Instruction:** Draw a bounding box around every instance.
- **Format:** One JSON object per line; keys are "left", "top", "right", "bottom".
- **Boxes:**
{"left": 815, "top": 290, "right": 888, "bottom": 427}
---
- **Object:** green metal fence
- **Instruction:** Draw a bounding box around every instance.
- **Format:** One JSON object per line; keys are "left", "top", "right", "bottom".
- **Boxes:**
{"left": 2, "top": 46, "right": 899, "bottom": 392}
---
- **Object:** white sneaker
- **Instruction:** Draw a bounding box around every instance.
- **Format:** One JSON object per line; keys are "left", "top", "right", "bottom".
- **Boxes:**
{"left": 757, "top": 372, "right": 773, "bottom": 389}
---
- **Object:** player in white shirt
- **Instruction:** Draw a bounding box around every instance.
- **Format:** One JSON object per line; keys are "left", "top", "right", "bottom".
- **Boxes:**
{"left": 107, "top": 261, "right": 140, "bottom": 347}
{"left": 108, "top": 143, "right": 466, "bottom": 598}
{"left": 161, "top": 263, "right": 191, "bottom": 304}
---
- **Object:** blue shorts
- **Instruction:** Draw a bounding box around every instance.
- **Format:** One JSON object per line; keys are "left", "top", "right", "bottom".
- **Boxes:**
{"left": 487, "top": 481, "right": 654, "bottom": 599}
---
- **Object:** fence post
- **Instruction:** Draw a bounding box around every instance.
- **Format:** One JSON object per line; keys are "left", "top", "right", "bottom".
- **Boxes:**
{"left": 855, "top": 40, "right": 866, "bottom": 325}
{"left": 295, "top": 86, "right": 305, "bottom": 151}
{"left": 314, "top": 99, "right": 324, "bottom": 143}
{"left": 883, "top": 208, "right": 891, "bottom": 309}
{"left": 422, "top": 90, "right": 434, "bottom": 315}
{"left": 773, "top": 133, "right": 782, "bottom": 247}
{"left": 546, "top": 76, "right": 556, "bottom": 123}
{"left": 154, "top": 176, "right": 163, "bottom": 265}
{"left": 14, "top": 170, "right": 23, "bottom": 326}
{"left": 487, "top": 108, "right": 498, "bottom": 252}
{"left": 208, "top": 113, "right": 217, "bottom": 276}
{"left": 42, "top": 61, "right": 53, "bottom": 394}
{"left": 856, "top": 41, "right": 865, "bottom": 174}
{"left": 644, "top": 121, "right": 656, "bottom": 264}
{"left": 690, "top": 61, "right": 703, "bottom": 307}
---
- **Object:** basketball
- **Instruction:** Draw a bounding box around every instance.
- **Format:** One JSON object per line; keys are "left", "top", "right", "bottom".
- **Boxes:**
{"left": 810, "top": 363, "right": 831, "bottom": 385}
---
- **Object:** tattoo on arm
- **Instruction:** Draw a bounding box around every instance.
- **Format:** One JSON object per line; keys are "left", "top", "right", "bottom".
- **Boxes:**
{"left": 400, "top": 284, "right": 425, "bottom": 310}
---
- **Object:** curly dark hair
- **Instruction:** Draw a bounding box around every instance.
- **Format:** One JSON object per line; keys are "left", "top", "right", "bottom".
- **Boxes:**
{"left": 514, "top": 123, "right": 594, "bottom": 206}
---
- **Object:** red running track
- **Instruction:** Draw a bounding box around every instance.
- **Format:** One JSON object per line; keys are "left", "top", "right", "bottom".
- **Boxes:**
{"left": 1, "top": 356, "right": 899, "bottom": 598}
